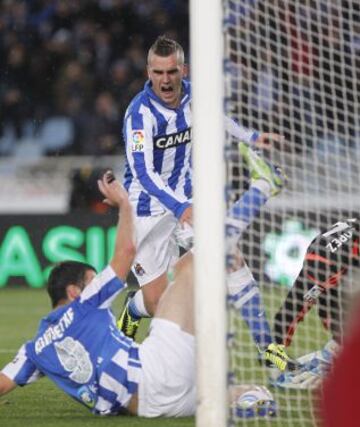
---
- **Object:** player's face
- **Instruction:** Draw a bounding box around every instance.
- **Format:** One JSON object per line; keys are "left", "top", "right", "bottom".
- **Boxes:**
{"left": 147, "top": 53, "right": 186, "bottom": 108}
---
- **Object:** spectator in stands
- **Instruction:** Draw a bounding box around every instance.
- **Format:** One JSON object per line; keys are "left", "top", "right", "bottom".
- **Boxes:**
{"left": 54, "top": 60, "right": 94, "bottom": 115}
{"left": 71, "top": 91, "right": 122, "bottom": 156}
{"left": 0, "top": 41, "right": 32, "bottom": 141}
{"left": 0, "top": 0, "right": 190, "bottom": 156}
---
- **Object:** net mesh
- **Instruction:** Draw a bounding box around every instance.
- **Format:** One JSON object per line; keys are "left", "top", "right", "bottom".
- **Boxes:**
{"left": 224, "top": 1, "right": 360, "bottom": 425}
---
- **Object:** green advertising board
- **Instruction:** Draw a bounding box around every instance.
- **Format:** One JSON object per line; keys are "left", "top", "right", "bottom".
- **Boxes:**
{"left": 0, "top": 214, "right": 117, "bottom": 288}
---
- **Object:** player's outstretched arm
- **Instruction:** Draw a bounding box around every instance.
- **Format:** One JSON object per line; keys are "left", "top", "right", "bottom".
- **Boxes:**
{"left": 0, "top": 373, "right": 16, "bottom": 397}
{"left": 97, "top": 171, "right": 136, "bottom": 281}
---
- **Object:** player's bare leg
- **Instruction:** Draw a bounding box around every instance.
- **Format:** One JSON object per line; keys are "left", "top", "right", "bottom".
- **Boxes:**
{"left": 141, "top": 273, "right": 169, "bottom": 316}
{"left": 155, "top": 252, "right": 194, "bottom": 335}
{"left": 117, "top": 273, "right": 168, "bottom": 338}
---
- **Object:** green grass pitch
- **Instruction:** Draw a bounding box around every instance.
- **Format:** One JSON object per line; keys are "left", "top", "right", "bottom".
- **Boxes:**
{"left": 0, "top": 286, "right": 327, "bottom": 426}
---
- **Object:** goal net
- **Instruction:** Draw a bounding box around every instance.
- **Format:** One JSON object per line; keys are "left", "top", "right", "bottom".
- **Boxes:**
{"left": 223, "top": 1, "right": 360, "bottom": 426}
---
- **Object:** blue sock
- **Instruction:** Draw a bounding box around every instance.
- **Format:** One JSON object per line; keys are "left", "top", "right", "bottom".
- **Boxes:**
{"left": 229, "top": 280, "right": 273, "bottom": 350}
{"left": 229, "top": 187, "right": 268, "bottom": 225}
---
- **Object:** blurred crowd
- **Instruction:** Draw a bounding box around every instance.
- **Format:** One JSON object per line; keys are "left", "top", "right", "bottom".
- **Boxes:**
{"left": 1, "top": 0, "right": 359, "bottom": 159}
{"left": 227, "top": 0, "right": 360, "bottom": 153}
{"left": 0, "top": 0, "right": 189, "bottom": 156}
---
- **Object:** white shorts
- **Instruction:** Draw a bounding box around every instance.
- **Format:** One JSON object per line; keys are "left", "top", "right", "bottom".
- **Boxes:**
{"left": 137, "top": 318, "right": 196, "bottom": 417}
{"left": 132, "top": 212, "right": 193, "bottom": 286}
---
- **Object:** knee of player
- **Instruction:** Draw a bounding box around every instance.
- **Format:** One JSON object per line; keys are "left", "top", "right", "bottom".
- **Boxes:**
{"left": 174, "top": 252, "right": 193, "bottom": 280}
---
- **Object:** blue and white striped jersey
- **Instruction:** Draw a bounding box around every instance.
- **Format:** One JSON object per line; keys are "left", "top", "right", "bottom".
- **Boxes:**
{"left": 123, "top": 80, "right": 192, "bottom": 218}
{"left": 123, "top": 79, "right": 260, "bottom": 218}
{"left": 1, "top": 266, "right": 141, "bottom": 416}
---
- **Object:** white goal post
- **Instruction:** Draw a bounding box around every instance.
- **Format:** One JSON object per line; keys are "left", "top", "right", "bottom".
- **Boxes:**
{"left": 191, "top": 0, "right": 360, "bottom": 426}
{"left": 190, "top": 1, "right": 227, "bottom": 427}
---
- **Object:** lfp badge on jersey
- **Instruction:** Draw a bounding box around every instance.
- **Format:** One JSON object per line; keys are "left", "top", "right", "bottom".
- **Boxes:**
{"left": 132, "top": 130, "right": 145, "bottom": 152}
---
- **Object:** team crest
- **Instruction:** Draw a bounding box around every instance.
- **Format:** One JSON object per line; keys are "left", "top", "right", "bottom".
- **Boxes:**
{"left": 78, "top": 386, "right": 96, "bottom": 408}
{"left": 134, "top": 263, "right": 146, "bottom": 276}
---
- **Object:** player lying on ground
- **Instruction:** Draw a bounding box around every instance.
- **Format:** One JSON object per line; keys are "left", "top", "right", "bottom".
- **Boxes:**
{"left": 0, "top": 171, "right": 276, "bottom": 418}
{"left": 272, "top": 218, "right": 360, "bottom": 389}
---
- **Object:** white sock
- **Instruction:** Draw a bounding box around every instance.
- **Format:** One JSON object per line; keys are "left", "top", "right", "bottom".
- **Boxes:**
{"left": 252, "top": 179, "right": 272, "bottom": 198}
{"left": 227, "top": 264, "right": 254, "bottom": 299}
{"left": 128, "top": 289, "right": 151, "bottom": 318}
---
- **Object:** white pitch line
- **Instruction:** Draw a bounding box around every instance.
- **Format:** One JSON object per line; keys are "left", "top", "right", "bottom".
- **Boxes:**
{"left": 0, "top": 350, "right": 17, "bottom": 354}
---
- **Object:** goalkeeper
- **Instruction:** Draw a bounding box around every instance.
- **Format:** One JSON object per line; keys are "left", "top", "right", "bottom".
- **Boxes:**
{"left": 274, "top": 218, "right": 360, "bottom": 348}
{"left": 272, "top": 218, "right": 359, "bottom": 390}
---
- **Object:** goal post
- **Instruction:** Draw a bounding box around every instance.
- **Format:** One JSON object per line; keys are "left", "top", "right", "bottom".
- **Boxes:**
{"left": 190, "top": 1, "right": 227, "bottom": 427}
{"left": 192, "top": 0, "right": 360, "bottom": 426}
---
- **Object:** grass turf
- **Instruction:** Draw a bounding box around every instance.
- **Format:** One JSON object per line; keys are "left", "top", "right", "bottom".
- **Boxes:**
{"left": 0, "top": 286, "right": 327, "bottom": 426}
{"left": 0, "top": 288, "right": 194, "bottom": 427}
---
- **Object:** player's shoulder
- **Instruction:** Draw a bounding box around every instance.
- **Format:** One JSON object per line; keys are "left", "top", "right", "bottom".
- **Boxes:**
{"left": 125, "top": 89, "right": 150, "bottom": 117}
{"left": 321, "top": 219, "right": 358, "bottom": 238}
{"left": 314, "top": 219, "right": 359, "bottom": 253}
{"left": 182, "top": 79, "right": 191, "bottom": 95}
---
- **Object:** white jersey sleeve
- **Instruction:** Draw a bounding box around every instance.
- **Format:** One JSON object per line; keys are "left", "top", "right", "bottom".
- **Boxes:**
{"left": 79, "top": 265, "right": 126, "bottom": 309}
{"left": 1, "top": 344, "right": 43, "bottom": 386}
{"left": 224, "top": 115, "right": 259, "bottom": 145}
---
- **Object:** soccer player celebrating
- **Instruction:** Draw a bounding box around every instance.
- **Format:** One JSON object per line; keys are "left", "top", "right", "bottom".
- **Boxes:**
{"left": 0, "top": 171, "right": 276, "bottom": 418}
{"left": 118, "top": 35, "right": 296, "bottom": 372}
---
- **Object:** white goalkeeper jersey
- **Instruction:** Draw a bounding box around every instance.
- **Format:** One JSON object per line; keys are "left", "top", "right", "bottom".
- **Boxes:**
{"left": 123, "top": 80, "right": 259, "bottom": 218}
{"left": 1, "top": 266, "right": 141, "bottom": 416}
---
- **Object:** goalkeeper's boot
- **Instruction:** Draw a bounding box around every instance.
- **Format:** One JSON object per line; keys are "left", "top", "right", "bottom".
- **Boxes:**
{"left": 235, "top": 386, "right": 277, "bottom": 419}
{"left": 238, "top": 142, "right": 286, "bottom": 196}
{"left": 264, "top": 343, "right": 301, "bottom": 372}
{"left": 117, "top": 291, "right": 140, "bottom": 339}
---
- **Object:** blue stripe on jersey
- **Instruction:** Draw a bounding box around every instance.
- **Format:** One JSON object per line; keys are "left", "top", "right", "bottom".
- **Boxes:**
{"left": 129, "top": 346, "right": 139, "bottom": 361}
{"left": 132, "top": 151, "right": 187, "bottom": 218}
{"left": 150, "top": 102, "right": 168, "bottom": 136}
{"left": 153, "top": 149, "right": 165, "bottom": 174}
{"left": 168, "top": 109, "right": 188, "bottom": 190}
{"left": 13, "top": 357, "right": 38, "bottom": 385}
{"left": 97, "top": 385, "right": 121, "bottom": 412}
{"left": 137, "top": 191, "right": 151, "bottom": 216}
{"left": 81, "top": 276, "right": 124, "bottom": 308}
{"left": 123, "top": 163, "right": 132, "bottom": 192}
{"left": 151, "top": 106, "right": 167, "bottom": 174}
{"left": 131, "top": 111, "right": 144, "bottom": 130}
{"left": 229, "top": 187, "right": 267, "bottom": 224}
{"left": 104, "top": 360, "right": 138, "bottom": 394}
{"left": 128, "top": 359, "right": 142, "bottom": 368}
{"left": 227, "top": 283, "right": 256, "bottom": 304}
{"left": 184, "top": 170, "right": 192, "bottom": 198}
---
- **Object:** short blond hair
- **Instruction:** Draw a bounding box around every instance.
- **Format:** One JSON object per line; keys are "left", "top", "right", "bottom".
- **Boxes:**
{"left": 147, "top": 35, "right": 184, "bottom": 65}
